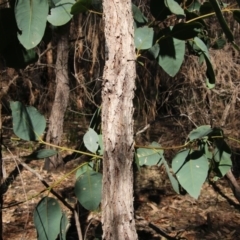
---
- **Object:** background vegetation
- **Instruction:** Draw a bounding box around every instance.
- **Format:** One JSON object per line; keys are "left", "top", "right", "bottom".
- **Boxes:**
{"left": 1, "top": 0, "right": 240, "bottom": 239}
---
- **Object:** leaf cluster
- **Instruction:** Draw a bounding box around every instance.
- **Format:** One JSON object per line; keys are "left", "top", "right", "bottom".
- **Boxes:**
{"left": 9, "top": 100, "right": 235, "bottom": 238}
{"left": 133, "top": 0, "right": 240, "bottom": 88}
{"left": 135, "top": 125, "right": 232, "bottom": 199}
{"left": 0, "top": 0, "right": 93, "bottom": 68}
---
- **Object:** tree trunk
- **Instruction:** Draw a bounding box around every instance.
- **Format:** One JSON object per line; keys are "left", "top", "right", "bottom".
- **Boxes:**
{"left": 101, "top": 0, "right": 137, "bottom": 239}
{"left": 44, "top": 24, "right": 70, "bottom": 171}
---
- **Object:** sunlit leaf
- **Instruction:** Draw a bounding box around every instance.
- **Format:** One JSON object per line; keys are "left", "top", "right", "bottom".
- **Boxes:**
{"left": 47, "top": 0, "right": 75, "bottom": 26}
{"left": 132, "top": 4, "right": 148, "bottom": 23}
{"left": 163, "top": 159, "right": 179, "bottom": 194}
{"left": 10, "top": 101, "right": 46, "bottom": 141}
{"left": 188, "top": 125, "right": 212, "bottom": 140}
{"left": 148, "top": 44, "right": 160, "bottom": 59}
{"left": 164, "top": 0, "right": 185, "bottom": 17}
{"left": 60, "top": 213, "right": 69, "bottom": 240}
{"left": 135, "top": 26, "right": 154, "bottom": 50}
{"left": 83, "top": 128, "right": 99, "bottom": 153}
{"left": 158, "top": 37, "right": 185, "bottom": 77}
{"left": 218, "top": 152, "right": 232, "bottom": 176}
{"left": 172, "top": 150, "right": 208, "bottom": 199}
{"left": 33, "top": 197, "right": 62, "bottom": 240}
{"left": 75, "top": 171, "right": 102, "bottom": 211}
{"left": 76, "top": 164, "right": 93, "bottom": 179}
{"left": 15, "top": 0, "right": 49, "bottom": 49}
{"left": 136, "top": 142, "right": 163, "bottom": 166}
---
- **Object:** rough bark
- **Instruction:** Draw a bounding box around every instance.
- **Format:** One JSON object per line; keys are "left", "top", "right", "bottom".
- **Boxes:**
{"left": 101, "top": 0, "right": 138, "bottom": 239}
{"left": 44, "top": 24, "right": 70, "bottom": 170}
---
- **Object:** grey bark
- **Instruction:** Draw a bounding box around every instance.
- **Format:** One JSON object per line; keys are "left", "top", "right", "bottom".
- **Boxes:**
{"left": 44, "top": 24, "right": 70, "bottom": 170}
{"left": 101, "top": 0, "right": 138, "bottom": 239}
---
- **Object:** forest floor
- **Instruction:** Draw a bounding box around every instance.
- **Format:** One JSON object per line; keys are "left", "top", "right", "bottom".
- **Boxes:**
{"left": 2, "top": 118, "right": 240, "bottom": 240}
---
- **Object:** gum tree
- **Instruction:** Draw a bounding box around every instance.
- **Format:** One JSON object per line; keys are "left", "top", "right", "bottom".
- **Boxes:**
{"left": 101, "top": 0, "right": 138, "bottom": 239}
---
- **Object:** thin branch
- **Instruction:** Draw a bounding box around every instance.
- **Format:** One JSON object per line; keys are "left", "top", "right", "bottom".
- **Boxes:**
{"left": 14, "top": 157, "right": 74, "bottom": 212}
{"left": 74, "top": 207, "right": 83, "bottom": 240}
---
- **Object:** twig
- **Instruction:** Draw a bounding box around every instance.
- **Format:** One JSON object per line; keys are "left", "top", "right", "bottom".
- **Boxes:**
{"left": 226, "top": 170, "right": 240, "bottom": 203}
{"left": 149, "top": 222, "right": 181, "bottom": 240}
{"left": 135, "top": 124, "right": 150, "bottom": 136}
{"left": 74, "top": 207, "right": 83, "bottom": 240}
{"left": 180, "top": 113, "right": 198, "bottom": 128}
{"left": 14, "top": 157, "right": 74, "bottom": 212}
{"left": 5, "top": 149, "right": 33, "bottom": 239}
{"left": 84, "top": 218, "right": 94, "bottom": 240}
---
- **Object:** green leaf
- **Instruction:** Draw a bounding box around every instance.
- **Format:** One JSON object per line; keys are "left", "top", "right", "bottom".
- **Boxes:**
{"left": 74, "top": 171, "right": 102, "bottom": 211}
{"left": 132, "top": 4, "right": 147, "bottom": 23}
{"left": 193, "top": 37, "right": 210, "bottom": 58}
{"left": 148, "top": 44, "right": 160, "bottom": 59}
{"left": 171, "top": 22, "right": 202, "bottom": 40}
{"left": 135, "top": 26, "right": 154, "bottom": 50}
{"left": 136, "top": 142, "right": 163, "bottom": 166}
{"left": 172, "top": 150, "right": 189, "bottom": 169}
{"left": 218, "top": 152, "right": 232, "bottom": 176}
{"left": 233, "top": 10, "right": 240, "bottom": 24}
{"left": 172, "top": 150, "right": 209, "bottom": 199}
{"left": 198, "top": 53, "right": 205, "bottom": 65}
{"left": 212, "top": 134, "right": 231, "bottom": 161}
{"left": 23, "top": 149, "right": 58, "bottom": 160}
{"left": 209, "top": 0, "right": 234, "bottom": 42}
{"left": 158, "top": 37, "right": 185, "bottom": 77}
{"left": 187, "top": 0, "right": 201, "bottom": 11}
{"left": 10, "top": 101, "right": 46, "bottom": 141}
{"left": 133, "top": 21, "right": 137, "bottom": 31}
{"left": 214, "top": 148, "right": 229, "bottom": 162}
{"left": 163, "top": 159, "right": 179, "bottom": 194}
{"left": 212, "top": 38, "right": 226, "bottom": 49}
{"left": 15, "top": 0, "right": 49, "bottom": 49}
{"left": 71, "top": 0, "right": 91, "bottom": 14}
{"left": 185, "top": 10, "right": 207, "bottom": 28}
{"left": 204, "top": 54, "right": 215, "bottom": 88}
{"left": 192, "top": 37, "right": 215, "bottom": 87}
{"left": 164, "top": 0, "right": 185, "bottom": 17}
{"left": 76, "top": 163, "right": 93, "bottom": 179}
{"left": 200, "top": 1, "right": 213, "bottom": 16}
{"left": 83, "top": 128, "right": 99, "bottom": 153}
{"left": 150, "top": 0, "right": 171, "bottom": 21}
{"left": 188, "top": 125, "right": 212, "bottom": 140}
{"left": 134, "top": 152, "right": 141, "bottom": 171}
{"left": 204, "top": 143, "right": 213, "bottom": 160}
{"left": 33, "top": 197, "right": 62, "bottom": 240}
{"left": 47, "top": 0, "right": 75, "bottom": 26}
{"left": 53, "top": 0, "right": 62, "bottom": 4}
{"left": 60, "top": 213, "right": 69, "bottom": 240}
